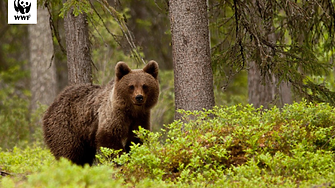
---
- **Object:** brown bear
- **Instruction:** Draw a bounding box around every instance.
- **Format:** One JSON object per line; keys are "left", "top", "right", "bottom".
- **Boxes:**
{"left": 43, "top": 61, "right": 159, "bottom": 166}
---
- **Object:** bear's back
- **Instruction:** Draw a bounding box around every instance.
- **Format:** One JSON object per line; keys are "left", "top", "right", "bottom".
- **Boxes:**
{"left": 43, "top": 84, "right": 103, "bottom": 129}
{"left": 43, "top": 84, "right": 105, "bottom": 165}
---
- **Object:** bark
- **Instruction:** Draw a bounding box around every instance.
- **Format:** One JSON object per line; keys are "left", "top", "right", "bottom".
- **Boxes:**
{"left": 28, "top": 6, "right": 57, "bottom": 112}
{"left": 248, "top": 62, "right": 276, "bottom": 109}
{"left": 279, "top": 81, "right": 292, "bottom": 106}
{"left": 64, "top": 8, "right": 92, "bottom": 85}
{"left": 169, "top": 0, "right": 215, "bottom": 120}
{"left": 248, "top": 65, "right": 292, "bottom": 109}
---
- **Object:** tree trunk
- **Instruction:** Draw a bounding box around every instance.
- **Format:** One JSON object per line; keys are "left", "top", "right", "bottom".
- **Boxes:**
{"left": 248, "top": 62, "right": 276, "bottom": 109}
{"left": 28, "top": 6, "right": 57, "bottom": 112}
{"left": 279, "top": 81, "right": 292, "bottom": 107}
{"left": 64, "top": 8, "right": 92, "bottom": 85}
{"left": 169, "top": 0, "right": 215, "bottom": 120}
{"left": 248, "top": 64, "right": 292, "bottom": 109}
{"left": 248, "top": 0, "right": 292, "bottom": 109}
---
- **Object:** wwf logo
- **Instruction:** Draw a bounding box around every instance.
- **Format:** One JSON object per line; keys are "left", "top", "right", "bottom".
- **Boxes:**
{"left": 14, "top": 0, "right": 31, "bottom": 14}
{"left": 8, "top": 0, "right": 36, "bottom": 24}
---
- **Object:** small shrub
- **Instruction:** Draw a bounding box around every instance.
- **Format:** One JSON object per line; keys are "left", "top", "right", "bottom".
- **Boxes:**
{"left": 106, "top": 100, "right": 335, "bottom": 187}
{"left": 0, "top": 144, "right": 53, "bottom": 175}
{"left": 3, "top": 101, "right": 335, "bottom": 187}
{"left": 25, "top": 159, "right": 123, "bottom": 188}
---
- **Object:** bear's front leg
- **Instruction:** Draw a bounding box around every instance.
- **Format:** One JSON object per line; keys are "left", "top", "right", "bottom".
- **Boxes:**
{"left": 96, "top": 130, "right": 127, "bottom": 153}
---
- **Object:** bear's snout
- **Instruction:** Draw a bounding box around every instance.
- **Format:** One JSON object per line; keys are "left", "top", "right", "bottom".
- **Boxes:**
{"left": 135, "top": 95, "right": 144, "bottom": 103}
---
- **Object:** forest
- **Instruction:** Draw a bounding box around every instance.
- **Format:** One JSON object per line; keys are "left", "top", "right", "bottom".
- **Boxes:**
{"left": 1, "top": 0, "right": 335, "bottom": 187}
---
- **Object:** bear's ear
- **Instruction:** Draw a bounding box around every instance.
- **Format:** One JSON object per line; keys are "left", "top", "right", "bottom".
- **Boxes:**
{"left": 143, "top": 60, "right": 159, "bottom": 79}
{"left": 115, "top": 61, "right": 131, "bottom": 81}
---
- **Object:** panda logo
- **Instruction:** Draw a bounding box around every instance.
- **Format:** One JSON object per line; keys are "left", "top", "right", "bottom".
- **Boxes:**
{"left": 14, "top": 0, "right": 31, "bottom": 14}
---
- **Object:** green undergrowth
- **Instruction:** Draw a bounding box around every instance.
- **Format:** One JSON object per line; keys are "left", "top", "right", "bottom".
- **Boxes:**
{"left": 2, "top": 101, "right": 335, "bottom": 187}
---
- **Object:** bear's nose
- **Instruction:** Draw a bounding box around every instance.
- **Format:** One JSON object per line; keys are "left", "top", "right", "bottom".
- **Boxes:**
{"left": 135, "top": 95, "right": 144, "bottom": 102}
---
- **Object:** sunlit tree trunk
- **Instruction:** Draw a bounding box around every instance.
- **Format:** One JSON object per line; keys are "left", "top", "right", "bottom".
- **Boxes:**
{"left": 64, "top": 6, "right": 92, "bottom": 84}
{"left": 28, "top": 6, "right": 57, "bottom": 112}
{"left": 169, "top": 0, "right": 215, "bottom": 120}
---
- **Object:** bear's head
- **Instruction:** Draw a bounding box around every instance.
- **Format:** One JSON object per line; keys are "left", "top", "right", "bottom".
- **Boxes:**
{"left": 19, "top": 0, "right": 30, "bottom": 8}
{"left": 113, "top": 61, "right": 159, "bottom": 110}
{"left": 14, "top": 0, "right": 31, "bottom": 14}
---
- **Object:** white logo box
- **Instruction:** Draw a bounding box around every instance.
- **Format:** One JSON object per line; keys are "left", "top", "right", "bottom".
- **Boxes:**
{"left": 8, "top": 0, "right": 37, "bottom": 24}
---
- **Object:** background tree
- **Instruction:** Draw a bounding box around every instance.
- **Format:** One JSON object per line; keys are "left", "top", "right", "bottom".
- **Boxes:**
{"left": 169, "top": 0, "right": 215, "bottom": 120}
{"left": 63, "top": 0, "right": 92, "bottom": 85}
{"left": 28, "top": 5, "right": 57, "bottom": 113}
{"left": 247, "top": 0, "right": 292, "bottom": 109}
{"left": 246, "top": 0, "right": 277, "bottom": 109}
{"left": 211, "top": 0, "right": 335, "bottom": 107}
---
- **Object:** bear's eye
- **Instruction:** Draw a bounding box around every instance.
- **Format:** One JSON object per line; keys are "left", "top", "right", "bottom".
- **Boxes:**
{"left": 142, "top": 84, "right": 148, "bottom": 90}
{"left": 129, "top": 85, "right": 134, "bottom": 91}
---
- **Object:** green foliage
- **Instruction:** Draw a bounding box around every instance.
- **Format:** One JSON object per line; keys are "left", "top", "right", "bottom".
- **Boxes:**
{"left": 0, "top": 64, "right": 48, "bottom": 149}
{"left": 94, "top": 0, "right": 146, "bottom": 65}
{"left": 0, "top": 144, "right": 53, "bottom": 175}
{"left": 151, "top": 70, "right": 175, "bottom": 130}
{"left": 0, "top": 65, "right": 31, "bottom": 149}
{"left": 89, "top": 2, "right": 134, "bottom": 85}
{"left": 104, "top": 101, "right": 335, "bottom": 186}
{"left": 0, "top": 147, "right": 123, "bottom": 188}
{"left": 2, "top": 101, "right": 335, "bottom": 187}
{"left": 95, "top": 147, "right": 123, "bottom": 165}
{"left": 25, "top": 159, "right": 123, "bottom": 188}
{"left": 151, "top": 70, "right": 248, "bottom": 130}
{"left": 210, "top": 0, "right": 335, "bottom": 105}
{"left": 59, "top": 0, "right": 92, "bottom": 17}
{"left": 214, "top": 70, "right": 248, "bottom": 106}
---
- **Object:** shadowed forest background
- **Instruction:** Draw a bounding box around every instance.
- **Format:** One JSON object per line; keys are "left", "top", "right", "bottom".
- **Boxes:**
{"left": 1, "top": 0, "right": 335, "bottom": 187}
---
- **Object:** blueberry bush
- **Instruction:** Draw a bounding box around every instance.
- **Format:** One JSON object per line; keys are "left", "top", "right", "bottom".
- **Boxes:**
{"left": 2, "top": 101, "right": 335, "bottom": 187}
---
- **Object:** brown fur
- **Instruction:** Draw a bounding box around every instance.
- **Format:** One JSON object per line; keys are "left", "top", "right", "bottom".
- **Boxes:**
{"left": 43, "top": 61, "right": 159, "bottom": 166}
